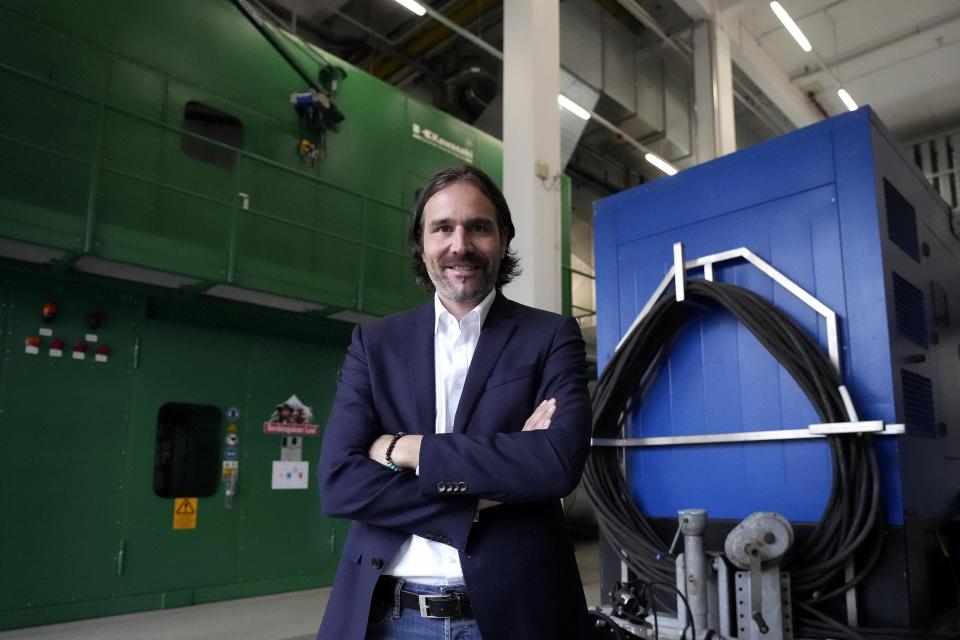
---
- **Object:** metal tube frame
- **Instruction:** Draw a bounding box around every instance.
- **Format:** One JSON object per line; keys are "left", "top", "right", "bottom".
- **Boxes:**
{"left": 603, "top": 243, "right": 901, "bottom": 633}
{"left": 615, "top": 243, "right": 840, "bottom": 373}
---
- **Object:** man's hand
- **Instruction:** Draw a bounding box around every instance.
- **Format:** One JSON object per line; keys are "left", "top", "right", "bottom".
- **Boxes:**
{"left": 522, "top": 398, "right": 556, "bottom": 431}
{"left": 480, "top": 399, "right": 558, "bottom": 512}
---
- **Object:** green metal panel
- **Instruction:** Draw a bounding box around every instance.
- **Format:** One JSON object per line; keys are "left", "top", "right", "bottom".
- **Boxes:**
{"left": 0, "top": 64, "right": 92, "bottom": 250}
{"left": 0, "top": 274, "right": 138, "bottom": 612}
{"left": 0, "top": 137, "right": 88, "bottom": 251}
{"left": 0, "top": 7, "right": 64, "bottom": 80}
{"left": 1, "top": 0, "right": 120, "bottom": 53}
{"left": 100, "top": 110, "right": 163, "bottom": 182}
{"left": 0, "top": 71, "right": 99, "bottom": 158}
{"left": 107, "top": 58, "right": 166, "bottom": 122}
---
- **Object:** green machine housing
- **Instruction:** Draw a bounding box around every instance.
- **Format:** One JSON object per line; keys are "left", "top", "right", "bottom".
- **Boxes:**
{"left": 0, "top": 0, "right": 574, "bottom": 629}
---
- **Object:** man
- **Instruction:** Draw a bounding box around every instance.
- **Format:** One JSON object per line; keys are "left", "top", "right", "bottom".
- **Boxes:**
{"left": 317, "top": 164, "right": 592, "bottom": 640}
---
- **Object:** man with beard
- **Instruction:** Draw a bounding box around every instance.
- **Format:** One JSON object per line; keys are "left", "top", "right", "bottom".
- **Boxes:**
{"left": 317, "top": 164, "right": 592, "bottom": 640}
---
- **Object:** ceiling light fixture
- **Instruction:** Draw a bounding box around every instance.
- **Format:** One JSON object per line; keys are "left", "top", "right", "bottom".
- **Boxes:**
{"left": 770, "top": 1, "right": 812, "bottom": 52}
{"left": 644, "top": 153, "right": 678, "bottom": 176}
{"left": 837, "top": 88, "right": 859, "bottom": 112}
{"left": 393, "top": 0, "right": 426, "bottom": 17}
{"left": 557, "top": 94, "right": 590, "bottom": 120}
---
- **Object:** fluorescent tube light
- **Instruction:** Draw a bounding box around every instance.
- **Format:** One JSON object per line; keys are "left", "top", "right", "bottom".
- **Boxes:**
{"left": 837, "top": 88, "right": 858, "bottom": 111}
{"left": 770, "top": 1, "right": 812, "bottom": 52}
{"left": 644, "top": 153, "right": 677, "bottom": 176}
{"left": 393, "top": 0, "right": 426, "bottom": 16}
{"left": 557, "top": 94, "right": 590, "bottom": 120}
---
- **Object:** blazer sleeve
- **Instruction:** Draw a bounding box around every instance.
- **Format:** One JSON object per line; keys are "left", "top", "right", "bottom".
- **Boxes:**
{"left": 318, "top": 325, "right": 477, "bottom": 551}
{"left": 417, "top": 315, "right": 591, "bottom": 503}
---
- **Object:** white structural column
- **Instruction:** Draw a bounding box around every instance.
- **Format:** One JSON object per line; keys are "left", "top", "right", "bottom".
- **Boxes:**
{"left": 692, "top": 3, "right": 737, "bottom": 161}
{"left": 677, "top": 0, "right": 820, "bottom": 129}
{"left": 502, "top": 0, "right": 561, "bottom": 312}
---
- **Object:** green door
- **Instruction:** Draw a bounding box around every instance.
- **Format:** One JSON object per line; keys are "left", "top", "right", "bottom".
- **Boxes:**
{"left": 236, "top": 336, "right": 349, "bottom": 584}
{"left": 119, "top": 320, "right": 247, "bottom": 597}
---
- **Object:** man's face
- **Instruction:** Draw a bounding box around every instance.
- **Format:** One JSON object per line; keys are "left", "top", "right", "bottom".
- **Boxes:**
{"left": 421, "top": 181, "right": 506, "bottom": 309}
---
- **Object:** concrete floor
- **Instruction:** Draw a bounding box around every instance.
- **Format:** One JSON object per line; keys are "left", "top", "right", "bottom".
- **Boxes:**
{"left": 0, "top": 540, "right": 601, "bottom": 640}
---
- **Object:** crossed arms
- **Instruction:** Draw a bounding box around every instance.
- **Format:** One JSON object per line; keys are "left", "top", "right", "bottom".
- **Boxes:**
{"left": 318, "top": 315, "right": 590, "bottom": 550}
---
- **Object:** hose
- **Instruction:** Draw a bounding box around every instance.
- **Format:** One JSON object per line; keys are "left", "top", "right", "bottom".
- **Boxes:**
{"left": 583, "top": 278, "right": 887, "bottom": 637}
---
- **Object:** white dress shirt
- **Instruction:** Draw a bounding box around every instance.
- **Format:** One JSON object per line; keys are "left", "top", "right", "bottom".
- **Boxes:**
{"left": 382, "top": 288, "right": 497, "bottom": 585}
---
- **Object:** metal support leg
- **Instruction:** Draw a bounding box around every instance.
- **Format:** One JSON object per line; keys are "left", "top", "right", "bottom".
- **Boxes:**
{"left": 679, "top": 509, "right": 709, "bottom": 637}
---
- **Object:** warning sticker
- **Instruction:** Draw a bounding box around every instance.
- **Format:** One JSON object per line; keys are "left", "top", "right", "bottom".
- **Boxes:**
{"left": 173, "top": 497, "right": 198, "bottom": 530}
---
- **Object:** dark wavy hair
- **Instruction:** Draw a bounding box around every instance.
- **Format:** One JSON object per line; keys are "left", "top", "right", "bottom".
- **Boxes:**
{"left": 408, "top": 164, "right": 521, "bottom": 292}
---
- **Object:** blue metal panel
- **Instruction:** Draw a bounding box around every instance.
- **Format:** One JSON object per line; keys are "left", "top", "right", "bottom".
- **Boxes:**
{"left": 618, "top": 184, "right": 840, "bottom": 521}
{"left": 593, "top": 109, "right": 955, "bottom": 526}
{"left": 829, "top": 114, "right": 906, "bottom": 524}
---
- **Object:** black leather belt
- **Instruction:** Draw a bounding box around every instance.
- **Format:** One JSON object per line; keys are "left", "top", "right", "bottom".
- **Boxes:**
{"left": 376, "top": 576, "right": 473, "bottom": 619}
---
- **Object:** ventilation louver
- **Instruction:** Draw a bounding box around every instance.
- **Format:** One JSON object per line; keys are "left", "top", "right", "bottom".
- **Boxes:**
{"left": 884, "top": 178, "right": 920, "bottom": 262}
{"left": 892, "top": 272, "right": 928, "bottom": 348}
{"left": 901, "top": 370, "right": 936, "bottom": 437}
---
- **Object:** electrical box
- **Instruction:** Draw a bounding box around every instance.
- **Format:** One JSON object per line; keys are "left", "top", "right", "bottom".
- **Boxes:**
{"left": 594, "top": 108, "right": 960, "bottom": 627}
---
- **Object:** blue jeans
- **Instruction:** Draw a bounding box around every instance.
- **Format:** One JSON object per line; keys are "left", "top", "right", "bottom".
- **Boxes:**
{"left": 365, "top": 580, "right": 483, "bottom": 640}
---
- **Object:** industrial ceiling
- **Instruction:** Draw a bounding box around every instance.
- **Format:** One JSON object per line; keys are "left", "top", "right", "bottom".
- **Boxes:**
{"left": 260, "top": 0, "right": 960, "bottom": 188}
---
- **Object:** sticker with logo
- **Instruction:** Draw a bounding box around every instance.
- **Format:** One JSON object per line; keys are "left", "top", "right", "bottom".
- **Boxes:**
{"left": 411, "top": 122, "right": 474, "bottom": 162}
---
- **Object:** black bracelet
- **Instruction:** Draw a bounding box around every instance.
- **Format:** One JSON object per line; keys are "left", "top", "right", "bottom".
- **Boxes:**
{"left": 384, "top": 432, "right": 406, "bottom": 472}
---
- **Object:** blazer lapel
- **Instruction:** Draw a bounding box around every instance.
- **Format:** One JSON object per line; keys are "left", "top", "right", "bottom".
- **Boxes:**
{"left": 452, "top": 293, "right": 518, "bottom": 433}
{"left": 405, "top": 300, "right": 436, "bottom": 436}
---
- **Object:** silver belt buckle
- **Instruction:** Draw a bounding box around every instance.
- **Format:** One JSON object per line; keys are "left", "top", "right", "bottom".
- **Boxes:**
{"left": 418, "top": 594, "right": 443, "bottom": 618}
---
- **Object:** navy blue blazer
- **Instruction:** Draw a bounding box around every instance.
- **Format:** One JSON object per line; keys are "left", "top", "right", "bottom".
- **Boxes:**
{"left": 317, "top": 293, "right": 592, "bottom": 640}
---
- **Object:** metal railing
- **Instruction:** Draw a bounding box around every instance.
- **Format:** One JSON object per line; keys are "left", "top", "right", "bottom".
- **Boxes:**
{"left": 1, "top": 58, "right": 590, "bottom": 318}
{"left": 0, "top": 60, "right": 410, "bottom": 313}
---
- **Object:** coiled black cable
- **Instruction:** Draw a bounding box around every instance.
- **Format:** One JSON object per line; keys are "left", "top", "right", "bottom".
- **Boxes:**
{"left": 584, "top": 278, "right": 888, "bottom": 638}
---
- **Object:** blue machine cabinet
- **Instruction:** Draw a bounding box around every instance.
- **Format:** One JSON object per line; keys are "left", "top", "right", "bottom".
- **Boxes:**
{"left": 594, "top": 108, "right": 960, "bottom": 627}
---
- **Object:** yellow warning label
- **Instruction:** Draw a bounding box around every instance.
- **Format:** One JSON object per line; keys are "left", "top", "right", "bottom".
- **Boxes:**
{"left": 173, "top": 497, "right": 198, "bottom": 530}
{"left": 227, "top": 423, "right": 238, "bottom": 433}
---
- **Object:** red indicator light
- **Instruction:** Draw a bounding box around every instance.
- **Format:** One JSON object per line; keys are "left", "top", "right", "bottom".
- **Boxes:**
{"left": 41, "top": 303, "right": 58, "bottom": 323}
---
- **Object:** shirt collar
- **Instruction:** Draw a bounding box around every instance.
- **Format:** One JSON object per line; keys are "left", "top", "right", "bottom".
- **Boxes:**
{"left": 434, "top": 288, "right": 497, "bottom": 334}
